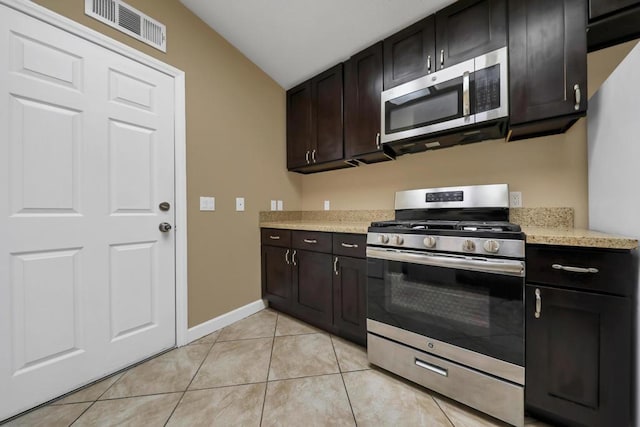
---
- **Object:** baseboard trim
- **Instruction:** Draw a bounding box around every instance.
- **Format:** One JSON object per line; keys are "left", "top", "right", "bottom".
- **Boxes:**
{"left": 185, "top": 299, "right": 268, "bottom": 345}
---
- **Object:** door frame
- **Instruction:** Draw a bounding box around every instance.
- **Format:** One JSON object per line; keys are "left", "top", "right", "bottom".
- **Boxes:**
{"left": 1, "top": 0, "right": 190, "bottom": 346}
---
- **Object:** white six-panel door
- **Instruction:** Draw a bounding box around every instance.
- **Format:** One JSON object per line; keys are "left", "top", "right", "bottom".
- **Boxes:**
{"left": 0, "top": 5, "right": 176, "bottom": 420}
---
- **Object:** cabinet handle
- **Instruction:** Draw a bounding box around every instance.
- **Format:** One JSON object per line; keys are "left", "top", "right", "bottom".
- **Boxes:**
{"left": 269, "top": 235, "right": 280, "bottom": 240}
{"left": 427, "top": 55, "right": 432, "bottom": 73}
{"left": 440, "top": 49, "right": 445, "bottom": 69}
{"left": 552, "top": 264, "right": 599, "bottom": 274}
{"left": 376, "top": 132, "right": 381, "bottom": 150}
{"left": 312, "top": 149, "right": 317, "bottom": 163}
{"left": 292, "top": 250, "right": 297, "bottom": 266}
{"left": 534, "top": 288, "right": 541, "bottom": 319}
{"left": 303, "top": 239, "right": 317, "bottom": 244}
{"left": 341, "top": 243, "right": 358, "bottom": 248}
{"left": 574, "top": 84, "right": 581, "bottom": 111}
{"left": 415, "top": 358, "right": 448, "bottom": 377}
{"left": 285, "top": 249, "right": 290, "bottom": 265}
{"left": 334, "top": 256, "right": 339, "bottom": 275}
{"left": 305, "top": 150, "right": 310, "bottom": 164}
{"left": 462, "top": 71, "right": 470, "bottom": 117}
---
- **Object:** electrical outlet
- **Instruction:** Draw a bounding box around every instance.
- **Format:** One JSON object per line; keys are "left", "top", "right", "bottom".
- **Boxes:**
{"left": 270, "top": 200, "right": 277, "bottom": 211}
{"left": 236, "top": 197, "right": 245, "bottom": 211}
{"left": 509, "top": 192, "right": 523, "bottom": 208}
{"left": 324, "top": 200, "right": 330, "bottom": 211}
{"left": 277, "top": 200, "right": 283, "bottom": 211}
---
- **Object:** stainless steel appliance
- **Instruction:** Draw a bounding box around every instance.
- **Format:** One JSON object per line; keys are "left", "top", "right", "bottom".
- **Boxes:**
{"left": 366, "top": 184, "right": 525, "bottom": 427}
{"left": 381, "top": 47, "right": 508, "bottom": 155}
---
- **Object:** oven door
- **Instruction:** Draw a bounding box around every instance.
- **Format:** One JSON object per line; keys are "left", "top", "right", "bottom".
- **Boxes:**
{"left": 366, "top": 247, "right": 525, "bottom": 367}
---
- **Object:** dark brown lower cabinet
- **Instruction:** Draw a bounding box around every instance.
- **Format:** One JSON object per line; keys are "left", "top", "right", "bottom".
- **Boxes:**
{"left": 525, "top": 281, "right": 633, "bottom": 426}
{"left": 261, "top": 229, "right": 367, "bottom": 344}
{"left": 292, "top": 250, "right": 333, "bottom": 329}
{"left": 333, "top": 256, "right": 367, "bottom": 345}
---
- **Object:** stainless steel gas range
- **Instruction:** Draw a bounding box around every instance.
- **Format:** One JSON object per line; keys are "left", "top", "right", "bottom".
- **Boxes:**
{"left": 366, "top": 184, "right": 525, "bottom": 427}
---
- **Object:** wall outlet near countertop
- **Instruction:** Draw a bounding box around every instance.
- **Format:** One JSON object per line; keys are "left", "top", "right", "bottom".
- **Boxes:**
{"left": 270, "top": 200, "right": 277, "bottom": 211}
{"left": 236, "top": 197, "right": 245, "bottom": 211}
{"left": 324, "top": 200, "right": 330, "bottom": 211}
{"left": 509, "top": 192, "right": 523, "bottom": 208}
{"left": 277, "top": 200, "right": 283, "bottom": 211}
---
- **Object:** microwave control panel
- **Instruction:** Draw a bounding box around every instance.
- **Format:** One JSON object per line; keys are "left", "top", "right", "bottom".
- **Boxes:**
{"left": 475, "top": 64, "right": 501, "bottom": 113}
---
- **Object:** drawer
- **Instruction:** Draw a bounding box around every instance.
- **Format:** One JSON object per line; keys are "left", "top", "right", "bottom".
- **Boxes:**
{"left": 332, "top": 233, "right": 367, "bottom": 258}
{"left": 261, "top": 228, "right": 291, "bottom": 248}
{"left": 526, "top": 245, "right": 637, "bottom": 297}
{"left": 292, "top": 230, "right": 332, "bottom": 253}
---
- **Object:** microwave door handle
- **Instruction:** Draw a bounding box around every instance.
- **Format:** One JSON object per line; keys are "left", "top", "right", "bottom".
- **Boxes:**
{"left": 463, "top": 71, "right": 470, "bottom": 117}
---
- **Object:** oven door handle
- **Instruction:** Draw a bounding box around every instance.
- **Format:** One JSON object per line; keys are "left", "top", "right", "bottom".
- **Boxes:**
{"left": 366, "top": 247, "right": 525, "bottom": 277}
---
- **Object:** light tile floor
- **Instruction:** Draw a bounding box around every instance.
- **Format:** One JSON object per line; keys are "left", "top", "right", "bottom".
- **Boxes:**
{"left": 4, "top": 309, "right": 555, "bottom": 427}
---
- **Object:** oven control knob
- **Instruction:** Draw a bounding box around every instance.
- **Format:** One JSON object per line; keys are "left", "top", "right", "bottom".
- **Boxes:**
{"left": 462, "top": 240, "right": 476, "bottom": 252}
{"left": 423, "top": 236, "right": 437, "bottom": 248}
{"left": 378, "top": 234, "right": 389, "bottom": 244}
{"left": 483, "top": 240, "right": 501, "bottom": 254}
{"left": 391, "top": 235, "right": 404, "bottom": 245}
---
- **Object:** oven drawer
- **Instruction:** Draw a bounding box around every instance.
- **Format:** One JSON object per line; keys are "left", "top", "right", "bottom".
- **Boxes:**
{"left": 526, "top": 245, "right": 636, "bottom": 297}
{"left": 261, "top": 228, "right": 291, "bottom": 248}
{"left": 292, "top": 231, "right": 332, "bottom": 253}
{"left": 367, "top": 333, "right": 524, "bottom": 427}
{"left": 332, "top": 233, "right": 366, "bottom": 258}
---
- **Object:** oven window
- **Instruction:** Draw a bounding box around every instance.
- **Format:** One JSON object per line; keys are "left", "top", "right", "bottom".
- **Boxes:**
{"left": 368, "top": 259, "right": 524, "bottom": 366}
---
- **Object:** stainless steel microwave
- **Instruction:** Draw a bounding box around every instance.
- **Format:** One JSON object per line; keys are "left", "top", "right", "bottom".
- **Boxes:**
{"left": 381, "top": 47, "right": 508, "bottom": 145}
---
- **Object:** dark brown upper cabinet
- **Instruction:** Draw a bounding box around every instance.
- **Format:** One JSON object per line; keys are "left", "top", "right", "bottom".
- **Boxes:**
{"left": 587, "top": 0, "right": 640, "bottom": 52}
{"left": 435, "top": 0, "right": 507, "bottom": 70}
{"left": 287, "top": 64, "right": 348, "bottom": 173}
{"left": 383, "top": 16, "right": 435, "bottom": 90}
{"left": 344, "top": 42, "right": 392, "bottom": 164}
{"left": 508, "top": 0, "right": 587, "bottom": 141}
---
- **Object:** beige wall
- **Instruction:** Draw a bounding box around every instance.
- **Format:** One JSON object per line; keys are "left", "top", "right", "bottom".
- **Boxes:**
{"left": 301, "top": 39, "right": 639, "bottom": 229}
{"left": 32, "top": 0, "right": 303, "bottom": 327}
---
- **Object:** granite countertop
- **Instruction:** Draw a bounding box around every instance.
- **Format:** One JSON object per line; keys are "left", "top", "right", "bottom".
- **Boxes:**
{"left": 259, "top": 210, "right": 639, "bottom": 250}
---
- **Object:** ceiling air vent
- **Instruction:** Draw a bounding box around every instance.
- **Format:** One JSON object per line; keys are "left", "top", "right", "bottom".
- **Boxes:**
{"left": 85, "top": 0, "right": 167, "bottom": 52}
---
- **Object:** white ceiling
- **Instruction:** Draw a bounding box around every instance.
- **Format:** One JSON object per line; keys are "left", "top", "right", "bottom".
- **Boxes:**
{"left": 179, "top": 0, "right": 454, "bottom": 89}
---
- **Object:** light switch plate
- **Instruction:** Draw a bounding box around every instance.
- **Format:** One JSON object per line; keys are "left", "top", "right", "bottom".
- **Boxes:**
{"left": 324, "top": 200, "right": 330, "bottom": 211}
{"left": 200, "top": 196, "right": 215, "bottom": 211}
{"left": 509, "top": 192, "right": 523, "bottom": 208}
{"left": 236, "top": 197, "right": 245, "bottom": 211}
{"left": 270, "top": 200, "right": 277, "bottom": 211}
{"left": 277, "top": 200, "right": 283, "bottom": 211}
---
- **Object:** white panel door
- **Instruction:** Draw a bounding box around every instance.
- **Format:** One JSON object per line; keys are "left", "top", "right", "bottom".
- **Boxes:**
{"left": 0, "top": 5, "right": 176, "bottom": 420}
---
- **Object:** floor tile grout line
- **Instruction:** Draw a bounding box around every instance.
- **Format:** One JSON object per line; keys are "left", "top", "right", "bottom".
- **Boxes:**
{"left": 431, "top": 395, "right": 456, "bottom": 427}
{"left": 259, "top": 312, "right": 278, "bottom": 427}
{"left": 163, "top": 333, "right": 221, "bottom": 426}
{"left": 330, "top": 336, "right": 358, "bottom": 426}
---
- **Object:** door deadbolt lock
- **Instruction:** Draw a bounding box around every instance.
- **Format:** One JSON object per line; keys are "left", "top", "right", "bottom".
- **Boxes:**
{"left": 159, "top": 202, "right": 171, "bottom": 211}
{"left": 159, "top": 222, "right": 172, "bottom": 232}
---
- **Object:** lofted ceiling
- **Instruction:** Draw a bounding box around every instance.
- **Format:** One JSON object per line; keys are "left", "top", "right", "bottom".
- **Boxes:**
{"left": 179, "top": 0, "right": 454, "bottom": 89}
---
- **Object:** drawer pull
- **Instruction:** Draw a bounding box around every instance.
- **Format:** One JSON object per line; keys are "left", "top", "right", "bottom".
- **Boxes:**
{"left": 552, "top": 264, "right": 599, "bottom": 274}
{"left": 535, "top": 288, "right": 541, "bottom": 319}
{"left": 303, "top": 239, "right": 318, "bottom": 244}
{"left": 341, "top": 243, "right": 359, "bottom": 249}
{"left": 415, "top": 358, "right": 448, "bottom": 377}
{"left": 269, "top": 236, "right": 280, "bottom": 240}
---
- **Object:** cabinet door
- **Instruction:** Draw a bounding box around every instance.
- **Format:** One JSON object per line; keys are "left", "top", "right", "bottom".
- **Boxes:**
{"left": 312, "top": 64, "right": 343, "bottom": 164}
{"left": 261, "top": 246, "right": 292, "bottom": 312}
{"left": 286, "top": 81, "right": 312, "bottom": 169}
{"left": 344, "top": 43, "right": 383, "bottom": 159}
{"left": 589, "top": 0, "right": 640, "bottom": 20}
{"left": 509, "top": 0, "right": 587, "bottom": 126}
{"left": 525, "top": 285, "right": 631, "bottom": 427}
{"left": 436, "top": 0, "right": 507, "bottom": 69}
{"left": 383, "top": 15, "right": 435, "bottom": 89}
{"left": 333, "top": 256, "right": 367, "bottom": 345}
{"left": 292, "top": 250, "right": 333, "bottom": 329}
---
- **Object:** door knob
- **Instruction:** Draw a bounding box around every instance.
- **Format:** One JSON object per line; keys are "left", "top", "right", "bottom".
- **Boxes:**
{"left": 159, "top": 222, "right": 172, "bottom": 232}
